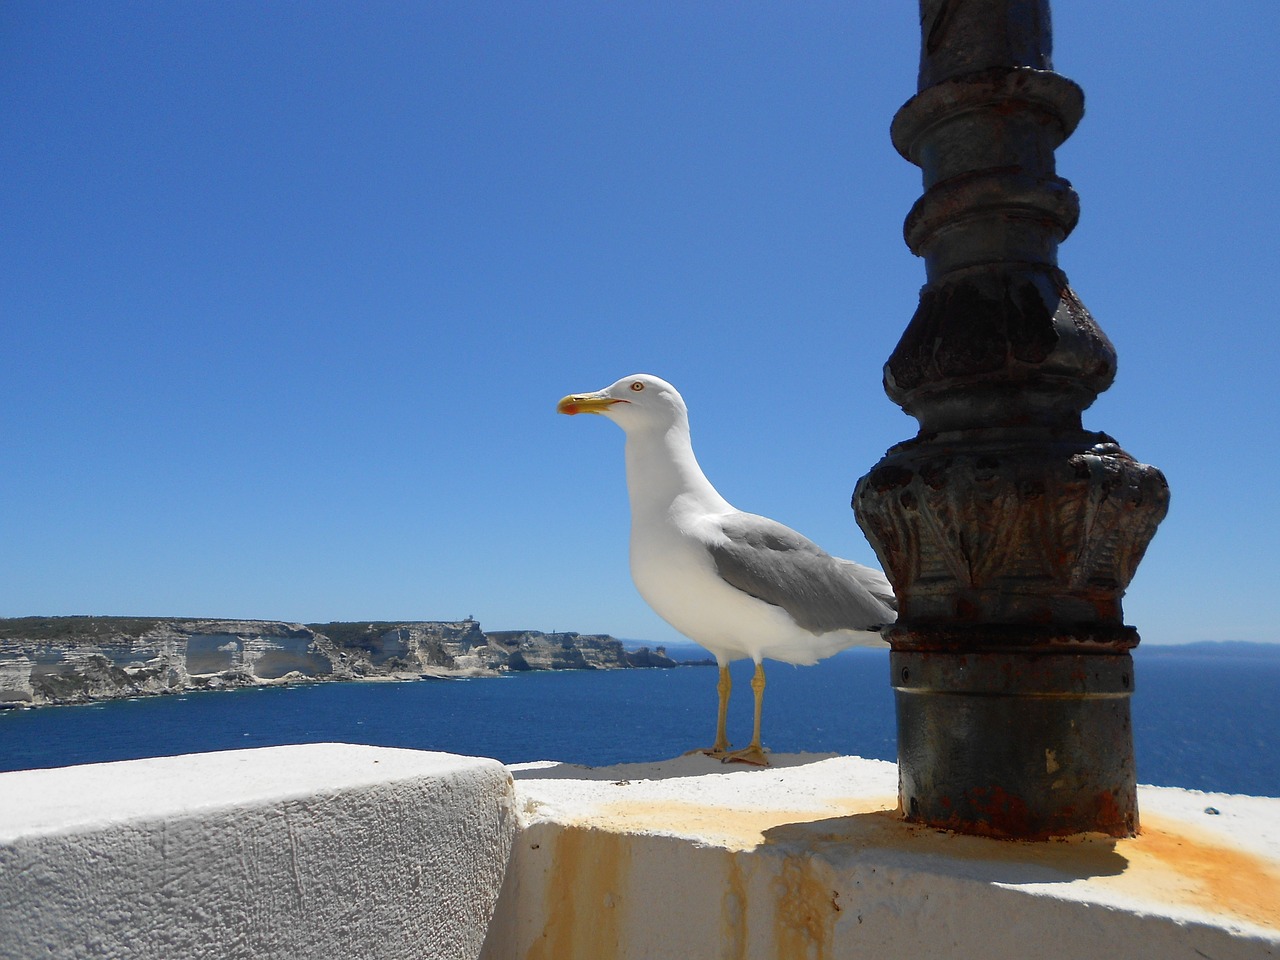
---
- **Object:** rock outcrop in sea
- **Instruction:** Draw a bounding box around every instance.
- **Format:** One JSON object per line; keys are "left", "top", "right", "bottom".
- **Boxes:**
{"left": 0, "top": 617, "right": 684, "bottom": 708}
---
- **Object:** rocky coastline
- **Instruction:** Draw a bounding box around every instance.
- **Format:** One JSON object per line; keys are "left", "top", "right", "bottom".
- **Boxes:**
{"left": 0, "top": 617, "right": 700, "bottom": 709}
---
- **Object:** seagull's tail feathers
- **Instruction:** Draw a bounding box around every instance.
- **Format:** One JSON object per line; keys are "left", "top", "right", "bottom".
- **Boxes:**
{"left": 834, "top": 558, "right": 898, "bottom": 624}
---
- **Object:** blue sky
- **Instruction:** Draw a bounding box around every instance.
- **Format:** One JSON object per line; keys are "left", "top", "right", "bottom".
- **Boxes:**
{"left": 3, "top": 3, "right": 1276, "bottom": 646}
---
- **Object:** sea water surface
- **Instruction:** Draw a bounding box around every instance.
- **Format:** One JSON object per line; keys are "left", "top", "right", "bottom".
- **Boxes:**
{"left": 1, "top": 647, "right": 1276, "bottom": 797}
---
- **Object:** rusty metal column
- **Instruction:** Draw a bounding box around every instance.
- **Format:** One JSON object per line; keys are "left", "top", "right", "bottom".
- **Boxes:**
{"left": 853, "top": 0, "right": 1169, "bottom": 838}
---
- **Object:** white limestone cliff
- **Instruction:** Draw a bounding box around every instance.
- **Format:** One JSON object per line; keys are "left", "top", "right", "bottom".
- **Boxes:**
{"left": 0, "top": 617, "right": 682, "bottom": 707}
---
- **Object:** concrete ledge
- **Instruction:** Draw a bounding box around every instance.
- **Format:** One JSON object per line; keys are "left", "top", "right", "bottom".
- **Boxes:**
{"left": 5, "top": 746, "right": 1276, "bottom": 959}
{"left": 0, "top": 744, "right": 516, "bottom": 960}
{"left": 481, "top": 753, "right": 1280, "bottom": 960}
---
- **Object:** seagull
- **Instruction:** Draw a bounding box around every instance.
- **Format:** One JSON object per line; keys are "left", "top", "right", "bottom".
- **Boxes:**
{"left": 557, "top": 373, "right": 896, "bottom": 765}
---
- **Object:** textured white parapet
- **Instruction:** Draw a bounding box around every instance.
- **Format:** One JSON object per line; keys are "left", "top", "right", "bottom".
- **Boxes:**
{"left": 0, "top": 743, "right": 516, "bottom": 960}
{"left": 481, "top": 753, "right": 1280, "bottom": 960}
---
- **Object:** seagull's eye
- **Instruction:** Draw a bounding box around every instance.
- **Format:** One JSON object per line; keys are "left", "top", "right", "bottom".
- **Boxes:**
{"left": 630, "top": 381, "right": 645, "bottom": 392}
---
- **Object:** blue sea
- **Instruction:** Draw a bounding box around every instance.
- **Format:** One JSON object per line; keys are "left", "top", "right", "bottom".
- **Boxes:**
{"left": 1, "top": 646, "right": 1277, "bottom": 798}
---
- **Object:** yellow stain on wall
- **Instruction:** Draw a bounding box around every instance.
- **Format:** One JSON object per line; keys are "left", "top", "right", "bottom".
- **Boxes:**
{"left": 1116, "top": 815, "right": 1280, "bottom": 931}
{"left": 775, "top": 853, "right": 840, "bottom": 960}
{"left": 721, "top": 852, "right": 750, "bottom": 960}
{"left": 575, "top": 796, "right": 897, "bottom": 852}
{"left": 527, "top": 826, "right": 631, "bottom": 960}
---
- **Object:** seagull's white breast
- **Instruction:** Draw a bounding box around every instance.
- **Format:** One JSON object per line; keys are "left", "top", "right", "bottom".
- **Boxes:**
{"left": 629, "top": 494, "right": 834, "bottom": 664}
{"left": 615, "top": 394, "right": 886, "bottom": 667}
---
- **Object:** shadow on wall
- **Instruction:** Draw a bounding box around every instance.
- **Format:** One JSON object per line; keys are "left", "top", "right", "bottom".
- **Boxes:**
{"left": 765, "top": 809, "right": 1128, "bottom": 884}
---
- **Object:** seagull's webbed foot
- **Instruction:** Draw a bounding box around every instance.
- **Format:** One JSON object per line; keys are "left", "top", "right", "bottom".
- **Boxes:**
{"left": 684, "top": 744, "right": 731, "bottom": 760}
{"left": 722, "top": 744, "right": 769, "bottom": 766}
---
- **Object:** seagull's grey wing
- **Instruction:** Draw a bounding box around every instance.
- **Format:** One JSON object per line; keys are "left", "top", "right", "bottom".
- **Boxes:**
{"left": 707, "top": 512, "right": 896, "bottom": 634}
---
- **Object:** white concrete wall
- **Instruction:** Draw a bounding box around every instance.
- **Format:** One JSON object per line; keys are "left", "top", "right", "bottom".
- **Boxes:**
{"left": 0, "top": 744, "right": 516, "bottom": 960}
{"left": 4, "top": 745, "right": 1277, "bottom": 960}
{"left": 480, "top": 754, "right": 1280, "bottom": 960}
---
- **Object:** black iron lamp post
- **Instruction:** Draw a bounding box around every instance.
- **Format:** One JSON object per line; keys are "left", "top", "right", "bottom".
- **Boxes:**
{"left": 854, "top": 0, "right": 1169, "bottom": 838}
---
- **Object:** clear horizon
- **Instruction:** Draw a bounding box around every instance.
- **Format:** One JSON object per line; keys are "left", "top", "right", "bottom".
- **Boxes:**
{"left": 4, "top": 3, "right": 1276, "bottom": 646}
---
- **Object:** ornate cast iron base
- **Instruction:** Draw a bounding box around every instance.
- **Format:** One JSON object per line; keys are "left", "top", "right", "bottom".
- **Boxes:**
{"left": 856, "top": 430, "right": 1167, "bottom": 838}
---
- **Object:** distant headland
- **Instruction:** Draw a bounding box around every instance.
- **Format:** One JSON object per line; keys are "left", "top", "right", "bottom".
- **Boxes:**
{"left": 0, "top": 617, "right": 712, "bottom": 709}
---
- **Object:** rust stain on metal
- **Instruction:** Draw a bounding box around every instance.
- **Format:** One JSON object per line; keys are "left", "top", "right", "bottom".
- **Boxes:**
{"left": 1093, "top": 790, "right": 1126, "bottom": 833}
{"left": 956, "top": 786, "right": 1033, "bottom": 840}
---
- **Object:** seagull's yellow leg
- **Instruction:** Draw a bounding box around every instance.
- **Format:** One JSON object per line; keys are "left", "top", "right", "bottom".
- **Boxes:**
{"left": 686, "top": 664, "right": 732, "bottom": 758}
{"left": 713, "top": 663, "right": 732, "bottom": 754}
{"left": 724, "top": 662, "right": 769, "bottom": 766}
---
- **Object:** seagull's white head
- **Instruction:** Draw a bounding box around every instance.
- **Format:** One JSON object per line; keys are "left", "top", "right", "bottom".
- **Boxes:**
{"left": 556, "top": 374, "right": 688, "bottom": 434}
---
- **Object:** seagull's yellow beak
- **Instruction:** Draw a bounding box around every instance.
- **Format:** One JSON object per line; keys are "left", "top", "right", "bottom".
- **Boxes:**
{"left": 557, "top": 392, "right": 628, "bottom": 416}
